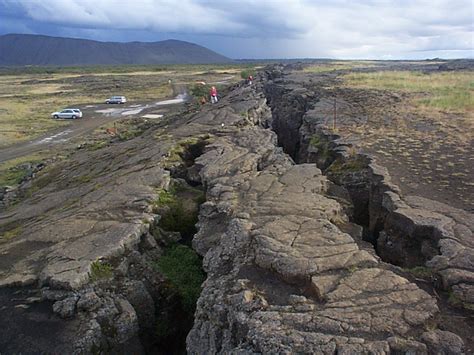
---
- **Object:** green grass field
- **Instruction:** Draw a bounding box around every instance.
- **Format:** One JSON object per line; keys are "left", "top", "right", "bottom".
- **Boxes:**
{"left": 344, "top": 70, "right": 474, "bottom": 113}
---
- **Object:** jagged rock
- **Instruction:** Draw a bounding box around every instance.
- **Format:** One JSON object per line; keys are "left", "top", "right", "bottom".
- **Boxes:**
{"left": 185, "top": 85, "right": 453, "bottom": 353}
{"left": 115, "top": 258, "right": 129, "bottom": 277}
{"left": 387, "top": 336, "right": 428, "bottom": 354}
{"left": 73, "top": 319, "right": 102, "bottom": 354}
{"left": 114, "top": 298, "right": 139, "bottom": 344}
{"left": 140, "top": 232, "right": 158, "bottom": 250}
{"left": 77, "top": 291, "right": 101, "bottom": 312}
{"left": 96, "top": 296, "right": 119, "bottom": 325}
{"left": 53, "top": 295, "right": 78, "bottom": 318}
{"left": 263, "top": 65, "right": 474, "bottom": 316}
{"left": 120, "top": 280, "right": 155, "bottom": 329}
{"left": 41, "top": 288, "right": 71, "bottom": 301}
{"left": 0, "top": 154, "right": 170, "bottom": 290}
{"left": 421, "top": 330, "right": 464, "bottom": 354}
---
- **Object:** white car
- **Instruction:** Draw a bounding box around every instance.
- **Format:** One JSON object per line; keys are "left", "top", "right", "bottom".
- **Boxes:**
{"left": 51, "top": 108, "right": 82, "bottom": 119}
{"left": 105, "top": 96, "right": 127, "bottom": 104}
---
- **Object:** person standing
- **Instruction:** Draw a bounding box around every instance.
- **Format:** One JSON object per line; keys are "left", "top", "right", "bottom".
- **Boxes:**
{"left": 210, "top": 86, "right": 218, "bottom": 104}
{"left": 248, "top": 75, "right": 253, "bottom": 85}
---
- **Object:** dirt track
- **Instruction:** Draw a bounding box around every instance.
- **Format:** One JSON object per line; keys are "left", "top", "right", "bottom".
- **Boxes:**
{"left": 0, "top": 94, "right": 187, "bottom": 164}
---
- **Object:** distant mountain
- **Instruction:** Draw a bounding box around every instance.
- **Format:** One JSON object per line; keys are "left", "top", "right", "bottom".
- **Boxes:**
{"left": 0, "top": 34, "right": 231, "bottom": 66}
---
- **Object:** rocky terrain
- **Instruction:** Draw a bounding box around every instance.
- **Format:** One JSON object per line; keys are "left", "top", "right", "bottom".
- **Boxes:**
{"left": 0, "top": 63, "right": 472, "bottom": 353}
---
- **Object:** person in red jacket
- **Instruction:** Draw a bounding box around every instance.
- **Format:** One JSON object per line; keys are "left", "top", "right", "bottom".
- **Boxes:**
{"left": 248, "top": 75, "right": 253, "bottom": 85}
{"left": 210, "top": 86, "right": 218, "bottom": 104}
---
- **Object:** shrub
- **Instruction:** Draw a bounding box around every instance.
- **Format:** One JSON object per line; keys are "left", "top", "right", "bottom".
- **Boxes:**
{"left": 190, "top": 83, "right": 211, "bottom": 100}
{"left": 155, "top": 188, "right": 177, "bottom": 206}
{"left": 240, "top": 69, "right": 256, "bottom": 79}
{"left": 86, "top": 140, "right": 109, "bottom": 151}
{"left": 327, "top": 157, "right": 366, "bottom": 175}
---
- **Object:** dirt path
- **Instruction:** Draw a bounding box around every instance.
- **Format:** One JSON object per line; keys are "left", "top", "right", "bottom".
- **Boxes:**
{"left": 0, "top": 93, "right": 188, "bottom": 163}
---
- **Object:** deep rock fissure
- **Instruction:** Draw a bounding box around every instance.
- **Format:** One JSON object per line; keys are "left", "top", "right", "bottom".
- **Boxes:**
{"left": 145, "top": 139, "right": 208, "bottom": 354}
{"left": 264, "top": 80, "right": 436, "bottom": 271}
{"left": 259, "top": 71, "right": 474, "bottom": 349}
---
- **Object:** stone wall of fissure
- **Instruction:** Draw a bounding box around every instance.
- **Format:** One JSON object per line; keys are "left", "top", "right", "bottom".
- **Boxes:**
{"left": 262, "top": 65, "right": 474, "bottom": 313}
{"left": 186, "top": 69, "right": 465, "bottom": 353}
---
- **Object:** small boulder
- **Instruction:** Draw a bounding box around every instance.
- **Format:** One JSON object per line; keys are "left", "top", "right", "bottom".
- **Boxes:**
{"left": 53, "top": 295, "right": 78, "bottom": 318}
{"left": 114, "top": 298, "right": 139, "bottom": 344}
{"left": 421, "top": 330, "right": 464, "bottom": 355}
{"left": 77, "top": 291, "right": 101, "bottom": 312}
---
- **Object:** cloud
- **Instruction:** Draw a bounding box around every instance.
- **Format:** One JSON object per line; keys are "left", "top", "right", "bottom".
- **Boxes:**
{"left": 0, "top": 0, "right": 472, "bottom": 58}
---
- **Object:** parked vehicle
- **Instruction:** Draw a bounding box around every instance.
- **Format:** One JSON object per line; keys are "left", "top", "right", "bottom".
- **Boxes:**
{"left": 105, "top": 96, "right": 127, "bottom": 104}
{"left": 51, "top": 108, "right": 83, "bottom": 119}
{"left": 71, "top": 109, "right": 83, "bottom": 118}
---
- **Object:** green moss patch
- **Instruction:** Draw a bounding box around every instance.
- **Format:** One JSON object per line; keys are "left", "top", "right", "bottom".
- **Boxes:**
{"left": 0, "top": 167, "right": 29, "bottom": 187}
{"left": 154, "top": 244, "right": 205, "bottom": 312}
{"left": 153, "top": 183, "right": 205, "bottom": 241}
{"left": 309, "top": 135, "right": 331, "bottom": 159}
{"left": 0, "top": 225, "right": 22, "bottom": 243}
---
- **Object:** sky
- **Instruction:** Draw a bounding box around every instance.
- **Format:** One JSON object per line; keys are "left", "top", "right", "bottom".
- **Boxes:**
{"left": 0, "top": 0, "right": 473, "bottom": 59}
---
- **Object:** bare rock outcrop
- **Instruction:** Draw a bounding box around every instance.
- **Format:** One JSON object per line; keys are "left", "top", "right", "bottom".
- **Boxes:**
{"left": 187, "top": 81, "right": 461, "bottom": 353}
{"left": 263, "top": 65, "right": 474, "bottom": 312}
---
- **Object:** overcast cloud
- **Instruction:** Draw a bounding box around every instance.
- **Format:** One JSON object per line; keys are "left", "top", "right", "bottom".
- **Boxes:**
{"left": 0, "top": 0, "right": 472, "bottom": 59}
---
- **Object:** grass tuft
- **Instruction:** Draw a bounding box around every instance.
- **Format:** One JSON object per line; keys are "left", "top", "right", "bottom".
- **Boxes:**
{"left": 89, "top": 261, "right": 113, "bottom": 281}
{"left": 327, "top": 157, "right": 367, "bottom": 175}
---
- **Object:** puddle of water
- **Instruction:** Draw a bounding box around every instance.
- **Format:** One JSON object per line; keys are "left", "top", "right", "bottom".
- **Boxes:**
{"left": 142, "top": 114, "right": 163, "bottom": 119}
{"left": 95, "top": 108, "right": 120, "bottom": 114}
{"left": 94, "top": 94, "right": 188, "bottom": 117}
{"left": 156, "top": 93, "right": 188, "bottom": 106}
{"left": 122, "top": 108, "right": 145, "bottom": 116}
{"left": 34, "top": 130, "right": 73, "bottom": 145}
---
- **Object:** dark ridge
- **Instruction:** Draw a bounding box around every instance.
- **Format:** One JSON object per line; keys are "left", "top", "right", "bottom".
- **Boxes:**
{"left": 0, "top": 34, "right": 231, "bottom": 66}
